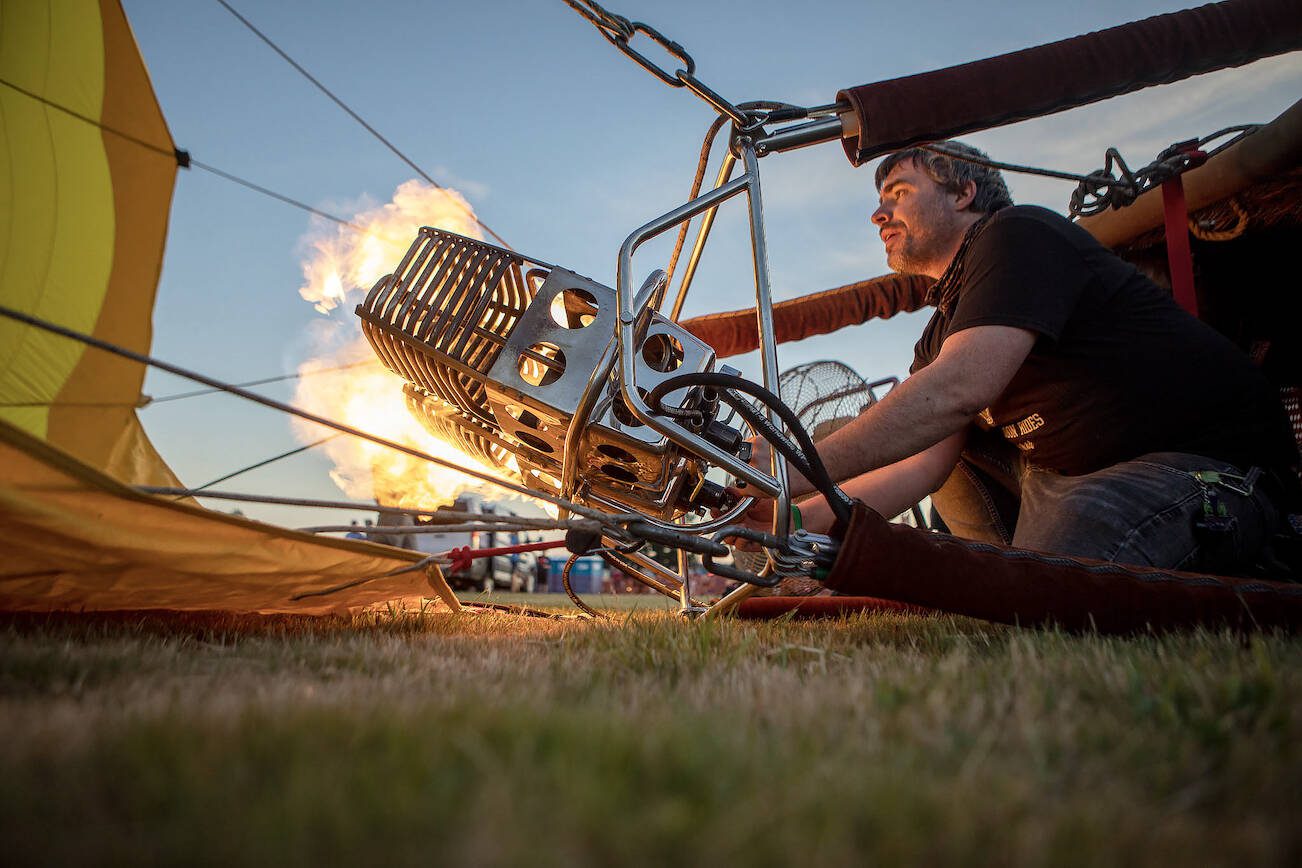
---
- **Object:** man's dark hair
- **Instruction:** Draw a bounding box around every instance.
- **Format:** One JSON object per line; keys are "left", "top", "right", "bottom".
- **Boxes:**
{"left": 875, "top": 141, "right": 1013, "bottom": 214}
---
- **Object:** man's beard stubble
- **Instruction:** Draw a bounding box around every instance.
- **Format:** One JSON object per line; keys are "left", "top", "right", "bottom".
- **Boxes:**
{"left": 885, "top": 197, "right": 959, "bottom": 275}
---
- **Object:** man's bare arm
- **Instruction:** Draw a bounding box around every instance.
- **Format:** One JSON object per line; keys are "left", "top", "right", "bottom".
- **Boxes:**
{"left": 788, "top": 324, "right": 1037, "bottom": 498}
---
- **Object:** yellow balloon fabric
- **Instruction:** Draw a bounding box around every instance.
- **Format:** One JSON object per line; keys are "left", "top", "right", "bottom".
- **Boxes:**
{"left": 0, "top": 2, "right": 459, "bottom": 613}
{"left": 1, "top": 0, "right": 178, "bottom": 484}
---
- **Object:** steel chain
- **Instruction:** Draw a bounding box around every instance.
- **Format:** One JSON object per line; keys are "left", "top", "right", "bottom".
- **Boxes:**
{"left": 560, "top": 0, "right": 633, "bottom": 40}
{"left": 562, "top": 0, "right": 769, "bottom": 130}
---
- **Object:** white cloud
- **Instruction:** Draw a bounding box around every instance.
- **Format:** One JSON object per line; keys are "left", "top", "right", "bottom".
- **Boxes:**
{"left": 432, "top": 165, "right": 491, "bottom": 201}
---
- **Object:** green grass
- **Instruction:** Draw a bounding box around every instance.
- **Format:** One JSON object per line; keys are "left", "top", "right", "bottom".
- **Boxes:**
{"left": 458, "top": 590, "right": 680, "bottom": 611}
{"left": 1, "top": 603, "right": 1299, "bottom": 866}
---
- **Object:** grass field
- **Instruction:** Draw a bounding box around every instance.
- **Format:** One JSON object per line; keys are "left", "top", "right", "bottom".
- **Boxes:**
{"left": 2, "top": 597, "right": 1299, "bottom": 866}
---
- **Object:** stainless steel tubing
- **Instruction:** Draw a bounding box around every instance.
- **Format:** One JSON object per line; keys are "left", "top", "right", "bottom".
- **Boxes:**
{"left": 615, "top": 174, "right": 782, "bottom": 496}
{"left": 669, "top": 151, "right": 738, "bottom": 322}
{"left": 740, "top": 141, "right": 792, "bottom": 542}
{"left": 754, "top": 116, "right": 846, "bottom": 156}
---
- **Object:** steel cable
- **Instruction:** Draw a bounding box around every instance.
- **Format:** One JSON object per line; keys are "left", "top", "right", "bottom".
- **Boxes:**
{"left": 213, "top": 0, "right": 513, "bottom": 249}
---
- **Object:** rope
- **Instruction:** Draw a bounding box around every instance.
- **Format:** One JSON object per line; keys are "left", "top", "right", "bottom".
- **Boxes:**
{"left": 665, "top": 101, "right": 810, "bottom": 317}
{"left": 2, "top": 350, "right": 378, "bottom": 413}
{"left": 0, "top": 400, "right": 143, "bottom": 409}
{"left": 0, "top": 76, "right": 178, "bottom": 161}
{"left": 135, "top": 487, "right": 626, "bottom": 528}
{"left": 920, "top": 125, "right": 1259, "bottom": 219}
{"left": 561, "top": 552, "right": 607, "bottom": 619}
{"left": 149, "top": 359, "right": 380, "bottom": 404}
{"left": 457, "top": 600, "right": 582, "bottom": 620}
{"left": 560, "top": 0, "right": 633, "bottom": 40}
{"left": 300, "top": 521, "right": 588, "bottom": 534}
{"left": 1190, "top": 197, "right": 1250, "bottom": 242}
{"left": 0, "top": 304, "right": 624, "bottom": 526}
{"left": 214, "top": 0, "right": 513, "bottom": 251}
{"left": 187, "top": 434, "right": 340, "bottom": 494}
{"left": 188, "top": 159, "right": 368, "bottom": 231}
{"left": 664, "top": 114, "right": 729, "bottom": 298}
{"left": 0, "top": 75, "right": 371, "bottom": 232}
{"left": 443, "top": 539, "right": 565, "bottom": 575}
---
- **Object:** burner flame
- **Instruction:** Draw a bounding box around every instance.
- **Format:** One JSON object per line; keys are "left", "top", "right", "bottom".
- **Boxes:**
{"left": 292, "top": 180, "right": 503, "bottom": 512}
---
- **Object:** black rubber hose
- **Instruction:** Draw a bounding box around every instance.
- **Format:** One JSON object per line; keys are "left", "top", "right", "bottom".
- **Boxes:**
{"left": 560, "top": 553, "right": 605, "bottom": 620}
{"left": 649, "top": 373, "right": 846, "bottom": 519}
{"left": 646, "top": 372, "right": 840, "bottom": 501}
{"left": 646, "top": 373, "right": 853, "bottom": 525}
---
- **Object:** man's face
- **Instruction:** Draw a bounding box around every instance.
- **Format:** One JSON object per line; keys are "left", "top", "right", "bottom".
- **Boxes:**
{"left": 871, "top": 160, "right": 966, "bottom": 275}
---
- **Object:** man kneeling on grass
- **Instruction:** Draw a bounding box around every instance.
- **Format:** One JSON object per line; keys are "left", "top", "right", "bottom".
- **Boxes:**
{"left": 745, "top": 141, "right": 1299, "bottom": 576}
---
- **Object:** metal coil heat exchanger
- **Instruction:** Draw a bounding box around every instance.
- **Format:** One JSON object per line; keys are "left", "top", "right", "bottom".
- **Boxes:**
{"left": 357, "top": 227, "right": 740, "bottom": 519}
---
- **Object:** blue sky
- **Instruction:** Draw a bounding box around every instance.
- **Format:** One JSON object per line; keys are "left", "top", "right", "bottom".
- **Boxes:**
{"left": 118, "top": 0, "right": 1302, "bottom": 528}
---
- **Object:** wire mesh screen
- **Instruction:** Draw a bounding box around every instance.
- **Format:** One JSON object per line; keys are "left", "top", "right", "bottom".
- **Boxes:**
{"left": 778, "top": 361, "right": 898, "bottom": 442}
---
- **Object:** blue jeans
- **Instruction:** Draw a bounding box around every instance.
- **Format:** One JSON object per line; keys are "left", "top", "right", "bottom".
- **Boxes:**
{"left": 931, "top": 436, "right": 1280, "bottom": 574}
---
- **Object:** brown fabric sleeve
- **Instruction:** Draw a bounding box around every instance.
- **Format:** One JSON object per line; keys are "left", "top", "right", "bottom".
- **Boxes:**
{"left": 679, "top": 273, "right": 933, "bottom": 358}
{"left": 823, "top": 501, "right": 1302, "bottom": 634}
{"left": 838, "top": 0, "right": 1302, "bottom": 166}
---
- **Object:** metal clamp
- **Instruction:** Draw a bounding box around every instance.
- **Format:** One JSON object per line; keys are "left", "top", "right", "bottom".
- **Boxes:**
{"left": 1192, "top": 467, "right": 1261, "bottom": 498}
{"left": 703, "top": 525, "right": 839, "bottom": 587}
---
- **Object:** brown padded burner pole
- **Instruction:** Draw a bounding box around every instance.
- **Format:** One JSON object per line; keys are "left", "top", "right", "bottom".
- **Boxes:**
{"left": 824, "top": 501, "right": 1302, "bottom": 634}
{"left": 679, "top": 273, "right": 932, "bottom": 359}
{"left": 838, "top": 0, "right": 1302, "bottom": 166}
{"left": 1078, "top": 99, "right": 1302, "bottom": 248}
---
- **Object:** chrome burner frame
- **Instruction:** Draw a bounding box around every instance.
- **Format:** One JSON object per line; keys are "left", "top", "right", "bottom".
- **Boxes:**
{"left": 357, "top": 230, "right": 735, "bottom": 522}
{"left": 359, "top": 134, "right": 799, "bottom": 617}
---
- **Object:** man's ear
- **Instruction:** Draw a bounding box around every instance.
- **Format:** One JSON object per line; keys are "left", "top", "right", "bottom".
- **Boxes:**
{"left": 953, "top": 180, "right": 977, "bottom": 211}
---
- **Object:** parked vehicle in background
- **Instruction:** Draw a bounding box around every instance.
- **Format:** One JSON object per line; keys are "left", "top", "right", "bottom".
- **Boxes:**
{"left": 406, "top": 494, "right": 537, "bottom": 592}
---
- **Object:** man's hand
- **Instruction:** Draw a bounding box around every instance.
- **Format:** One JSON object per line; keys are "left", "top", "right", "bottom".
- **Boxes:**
{"left": 728, "top": 428, "right": 832, "bottom": 552}
{"left": 727, "top": 493, "right": 776, "bottom": 552}
{"left": 747, "top": 435, "right": 770, "bottom": 472}
{"left": 744, "top": 435, "right": 816, "bottom": 499}
{"left": 723, "top": 439, "right": 788, "bottom": 552}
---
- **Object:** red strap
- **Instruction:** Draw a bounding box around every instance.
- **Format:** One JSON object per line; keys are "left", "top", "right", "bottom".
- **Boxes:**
{"left": 445, "top": 539, "right": 565, "bottom": 574}
{"left": 1161, "top": 172, "right": 1199, "bottom": 317}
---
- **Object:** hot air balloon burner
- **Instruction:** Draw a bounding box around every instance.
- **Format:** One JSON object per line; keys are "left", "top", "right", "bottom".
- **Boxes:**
{"left": 357, "top": 227, "right": 739, "bottom": 519}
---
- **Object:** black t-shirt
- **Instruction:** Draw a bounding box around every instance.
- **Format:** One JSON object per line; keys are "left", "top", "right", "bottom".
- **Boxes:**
{"left": 911, "top": 205, "right": 1298, "bottom": 478}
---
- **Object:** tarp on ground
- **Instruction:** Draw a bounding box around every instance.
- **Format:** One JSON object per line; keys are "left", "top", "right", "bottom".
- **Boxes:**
{"left": 0, "top": 419, "right": 443, "bottom": 614}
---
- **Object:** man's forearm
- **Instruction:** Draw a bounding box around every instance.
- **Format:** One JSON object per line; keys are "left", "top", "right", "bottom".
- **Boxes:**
{"left": 790, "top": 324, "right": 1036, "bottom": 496}
{"left": 795, "top": 431, "right": 964, "bottom": 532}
{"left": 807, "top": 367, "right": 974, "bottom": 492}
